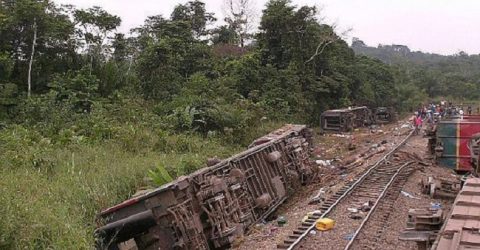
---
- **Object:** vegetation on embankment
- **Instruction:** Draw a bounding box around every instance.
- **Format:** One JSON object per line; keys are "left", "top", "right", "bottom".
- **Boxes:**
{"left": 0, "top": 99, "right": 284, "bottom": 249}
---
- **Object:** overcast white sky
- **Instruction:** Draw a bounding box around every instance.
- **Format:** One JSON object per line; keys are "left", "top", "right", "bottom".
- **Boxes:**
{"left": 53, "top": 0, "right": 480, "bottom": 55}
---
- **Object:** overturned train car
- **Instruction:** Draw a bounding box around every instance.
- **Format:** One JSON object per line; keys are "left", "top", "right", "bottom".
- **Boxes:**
{"left": 320, "top": 106, "right": 373, "bottom": 132}
{"left": 373, "top": 107, "right": 396, "bottom": 123}
{"left": 95, "top": 125, "right": 314, "bottom": 250}
{"left": 429, "top": 116, "right": 480, "bottom": 174}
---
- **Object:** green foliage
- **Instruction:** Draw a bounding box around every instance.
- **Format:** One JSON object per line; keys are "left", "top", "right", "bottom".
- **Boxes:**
{"left": 212, "top": 25, "right": 239, "bottom": 45}
{"left": 0, "top": 0, "right": 77, "bottom": 92}
{"left": 0, "top": 118, "right": 243, "bottom": 248}
{"left": 0, "top": 52, "right": 13, "bottom": 81}
{"left": 148, "top": 164, "right": 173, "bottom": 186}
{"left": 74, "top": 6, "right": 121, "bottom": 46}
{"left": 48, "top": 69, "right": 99, "bottom": 112}
{"left": 171, "top": 0, "right": 216, "bottom": 38}
{"left": 353, "top": 39, "right": 480, "bottom": 102}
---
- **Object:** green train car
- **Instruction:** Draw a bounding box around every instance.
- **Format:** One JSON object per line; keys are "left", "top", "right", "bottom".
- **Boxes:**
{"left": 434, "top": 116, "right": 480, "bottom": 173}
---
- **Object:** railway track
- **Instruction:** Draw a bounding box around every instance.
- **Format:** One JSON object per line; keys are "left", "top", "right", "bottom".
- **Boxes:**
{"left": 277, "top": 130, "right": 416, "bottom": 250}
{"left": 344, "top": 161, "right": 415, "bottom": 250}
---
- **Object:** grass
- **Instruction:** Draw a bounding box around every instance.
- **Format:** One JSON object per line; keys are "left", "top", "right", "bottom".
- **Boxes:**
{"left": 0, "top": 121, "right": 283, "bottom": 249}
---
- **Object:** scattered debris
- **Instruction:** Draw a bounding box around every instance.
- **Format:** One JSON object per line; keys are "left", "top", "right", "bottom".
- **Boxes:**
{"left": 269, "top": 226, "right": 278, "bottom": 236}
{"left": 399, "top": 207, "right": 444, "bottom": 249}
{"left": 302, "top": 216, "right": 309, "bottom": 223}
{"left": 309, "top": 188, "right": 327, "bottom": 204}
{"left": 401, "top": 190, "right": 420, "bottom": 199}
{"left": 430, "top": 202, "right": 441, "bottom": 210}
{"left": 315, "top": 218, "right": 335, "bottom": 231}
{"left": 316, "top": 160, "right": 332, "bottom": 167}
{"left": 360, "top": 201, "right": 373, "bottom": 212}
{"left": 344, "top": 233, "right": 354, "bottom": 240}
{"left": 421, "top": 176, "right": 461, "bottom": 199}
{"left": 347, "top": 208, "right": 359, "bottom": 213}
{"left": 277, "top": 216, "right": 287, "bottom": 227}
{"left": 331, "top": 134, "right": 351, "bottom": 138}
{"left": 349, "top": 214, "right": 363, "bottom": 220}
{"left": 307, "top": 210, "right": 322, "bottom": 216}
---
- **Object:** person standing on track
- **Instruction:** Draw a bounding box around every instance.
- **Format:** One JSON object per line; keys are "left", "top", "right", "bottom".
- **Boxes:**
{"left": 411, "top": 112, "right": 419, "bottom": 135}
{"left": 414, "top": 114, "right": 423, "bottom": 135}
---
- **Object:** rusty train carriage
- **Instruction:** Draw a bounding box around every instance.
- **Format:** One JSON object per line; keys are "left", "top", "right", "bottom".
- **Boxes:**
{"left": 373, "top": 107, "right": 396, "bottom": 123}
{"left": 320, "top": 106, "right": 374, "bottom": 132}
{"left": 95, "top": 125, "right": 314, "bottom": 250}
{"left": 432, "top": 178, "right": 480, "bottom": 250}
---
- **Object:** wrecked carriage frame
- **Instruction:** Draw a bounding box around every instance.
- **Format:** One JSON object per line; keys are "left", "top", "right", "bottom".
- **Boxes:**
{"left": 373, "top": 107, "right": 397, "bottom": 123}
{"left": 95, "top": 125, "right": 314, "bottom": 250}
{"left": 320, "top": 106, "right": 374, "bottom": 132}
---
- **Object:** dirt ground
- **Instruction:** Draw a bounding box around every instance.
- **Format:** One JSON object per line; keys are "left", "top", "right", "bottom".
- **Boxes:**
{"left": 234, "top": 121, "right": 459, "bottom": 250}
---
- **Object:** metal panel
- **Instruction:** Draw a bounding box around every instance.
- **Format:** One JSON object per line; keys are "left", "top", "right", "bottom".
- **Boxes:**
{"left": 433, "top": 178, "right": 480, "bottom": 250}
{"left": 435, "top": 120, "right": 480, "bottom": 172}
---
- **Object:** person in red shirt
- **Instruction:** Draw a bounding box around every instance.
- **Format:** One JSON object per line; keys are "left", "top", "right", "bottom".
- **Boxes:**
{"left": 414, "top": 115, "right": 423, "bottom": 135}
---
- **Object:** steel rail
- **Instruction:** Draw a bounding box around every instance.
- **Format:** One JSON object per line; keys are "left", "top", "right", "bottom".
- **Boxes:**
{"left": 343, "top": 161, "right": 415, "bottom": 250}
{"left": 285, "top": 129, "right": 414, "bottom": 250}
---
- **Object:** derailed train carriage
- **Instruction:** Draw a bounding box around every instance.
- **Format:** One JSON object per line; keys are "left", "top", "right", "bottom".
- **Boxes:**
{"left": 428, "top": 115, "right": 480, "bottom": 174}
{"left": 320, "top": 106, "right": 374, "bottom": 132}
{"left": 373, "top": 107, "right": 397, "bottom": 123}
{"left": 95, "top": 125, "right": 314, "bottom": 250}
{"left": 320, "top": 106, "right": 397, "bottom": 133}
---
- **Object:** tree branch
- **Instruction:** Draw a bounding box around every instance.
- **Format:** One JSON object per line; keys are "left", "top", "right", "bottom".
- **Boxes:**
{"left": 304, "top": 39, "right": 334, "bottom": 64}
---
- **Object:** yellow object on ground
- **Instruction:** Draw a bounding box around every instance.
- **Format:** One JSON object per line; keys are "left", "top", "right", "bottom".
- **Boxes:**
{"left": 315, "top": 218, "right": 335, "bottom": 231}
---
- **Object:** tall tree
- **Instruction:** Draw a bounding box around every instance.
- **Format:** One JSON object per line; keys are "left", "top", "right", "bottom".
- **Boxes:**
{"left": 0, "top": 0, "right": 76, "bottom": 93}
{"left": 74, "top": 6, "right": 121, "bottom": 72}
{"left": 171, "top": 0, "right": 216, "bottom": 39}
{"left": 27, "top": 18, "right": 37, "bottom": 97}
{"left": 223, "top": 0, "right": 256, "bottom": 47}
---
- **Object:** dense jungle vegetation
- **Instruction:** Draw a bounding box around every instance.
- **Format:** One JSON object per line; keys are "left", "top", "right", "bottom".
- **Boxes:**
{"left": 352, "top": 39, "right": 480, "bottom": 100}
{"left": 0, "top": 0, "right": 477, "bottom": 248}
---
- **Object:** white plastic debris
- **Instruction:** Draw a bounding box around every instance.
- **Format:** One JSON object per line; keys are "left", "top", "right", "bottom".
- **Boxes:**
{"left": 332, "top": 134, "right": 351, "bottom": 138}
{"left": 347, "top": 208, "right": 359, "bottom": 213}
{"left": 401, "top": 191, "right": 420, "bottom": 199}
{"left": 315, "top": 160, "right": 332, "bottom": 167}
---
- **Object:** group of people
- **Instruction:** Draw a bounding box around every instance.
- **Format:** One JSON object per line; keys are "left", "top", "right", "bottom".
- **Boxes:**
{"left": 411, "top": 101, "right": 480, "bottom": 135}
{"left": 412, "top": 103, "right": 443, "bottom": 134}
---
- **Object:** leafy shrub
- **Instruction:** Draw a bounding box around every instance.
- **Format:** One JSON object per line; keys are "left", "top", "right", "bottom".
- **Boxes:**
{"left": 48, "top": 68, "right": 100, "bottom": 113}
{"left": 148, "top": 164, "right": 173, "bottom": 186}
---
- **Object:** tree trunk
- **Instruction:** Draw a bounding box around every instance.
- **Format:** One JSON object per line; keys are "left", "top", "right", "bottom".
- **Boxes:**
{"left": 28, "top": 19, "right": 37, "bottom": 98}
